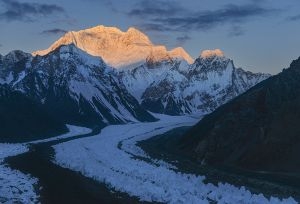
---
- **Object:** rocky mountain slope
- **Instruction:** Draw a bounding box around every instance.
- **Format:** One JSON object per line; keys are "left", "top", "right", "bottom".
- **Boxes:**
{"left": 0, "top": 44, "right": 156, "bottom": 128}
{"left": 119, "top": 49, "right": 270, "bottom": 115}
{"left": 179, "top": 57, "right": 300, "bottom": 173}
{"left": 0, "top": 84, "right": 67, "bottom": 142}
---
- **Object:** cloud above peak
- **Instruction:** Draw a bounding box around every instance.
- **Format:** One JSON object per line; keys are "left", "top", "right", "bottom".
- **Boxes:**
{"left": 0, "top": 0, "right": 65, "bottom": 22}
{"left": 287, "top": 14, "right": 300, "bottom": 21}
{"left": 128, "top": 0, "right": 185, "bottom": 18}
{"left": 41, "top": 28, "right": 67, "bottom": 35}
{"left": 176, "top": 35, "right": 191, "bottom": 45}
{"left": 128, "top": 1, "right": 277, "bottom": 36}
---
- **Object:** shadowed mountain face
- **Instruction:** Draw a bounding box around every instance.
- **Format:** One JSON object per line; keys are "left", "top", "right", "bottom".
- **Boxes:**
{"left": 119, "top": 51, "right": 270, "bottom": 116}
{"left": 0, "top": 85, "right": 67, "bottom": 143}
{"left": 180, "top": 57, "right": 300, "bottom": 173}
{"left": 0, "top": 44, "right": 156, "bottom": 130}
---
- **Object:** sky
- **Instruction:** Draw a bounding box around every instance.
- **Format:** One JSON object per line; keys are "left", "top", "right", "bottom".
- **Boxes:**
{"left": 0, "top": 0, "right": 300, "bottom": 74}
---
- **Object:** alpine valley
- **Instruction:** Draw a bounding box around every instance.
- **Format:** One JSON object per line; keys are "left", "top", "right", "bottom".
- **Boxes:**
{"left": 2, "top": 25, "right": 299, "bottom": 203}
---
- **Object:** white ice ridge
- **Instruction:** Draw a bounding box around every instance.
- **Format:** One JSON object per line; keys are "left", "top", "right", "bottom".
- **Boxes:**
{"left": 53, "top": 115, "right": 297, "bottom": 204}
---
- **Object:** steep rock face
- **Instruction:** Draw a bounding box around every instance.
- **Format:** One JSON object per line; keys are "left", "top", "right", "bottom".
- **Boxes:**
{"left": 1, "top": 45, "right": 156, "bottom": 128}
{"left": 180, "top": 57, "right": 300, "bottom": 173}
{"left": 33, "top": 25, "right": 194, "bottom": 69}
{"left": 119, "top": 50, "right": 270, "bottom": 115}
{"left": 0, "top": 84, "right": 67, "bottom": 142}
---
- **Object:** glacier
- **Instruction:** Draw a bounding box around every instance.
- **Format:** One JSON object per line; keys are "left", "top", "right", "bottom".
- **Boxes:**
{"left": 53, "top": 115, "right": 296, "bottom": 204}
{"left": 0, "top": 144, "right": 38, "bottom": 203}
{"left": 0, "top": 125, "right": 92, "bottom": 203}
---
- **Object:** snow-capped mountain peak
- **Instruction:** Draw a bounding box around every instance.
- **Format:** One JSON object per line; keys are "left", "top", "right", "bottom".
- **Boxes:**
{"left": 4, "top": 50, "right": 31, "bottom": 63}
{"left": 119, "top": 47, "right": 270, "bottom": 115}
{"left": 200, "top": 49, "right": 224, "bottom": 59}
{"left": 125, "top": 27, "right": 152, "bottom": 45}
{"left": 52, "top": 43, "right": 106, "bottom": 67}
{"left": 33, "top": 25, "right": 194, "bottom": 69}
{"left": 169, "top": 47, "right": 194, "bottom": 64}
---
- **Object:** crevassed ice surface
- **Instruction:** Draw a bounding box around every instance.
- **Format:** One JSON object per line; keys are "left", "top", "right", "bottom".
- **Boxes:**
{"left": 0, "top": 144, "right": 38, "bottom": 203}
{"left": 53, "top": 115, "right": 297, "bottom": 204}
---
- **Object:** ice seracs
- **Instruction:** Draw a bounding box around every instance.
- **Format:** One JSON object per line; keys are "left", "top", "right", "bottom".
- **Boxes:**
{"left": 0, "top": 144, "right": 38, "bottom": 203}
{"left": 33, "top": 25, "right": 194, "bottom": 69}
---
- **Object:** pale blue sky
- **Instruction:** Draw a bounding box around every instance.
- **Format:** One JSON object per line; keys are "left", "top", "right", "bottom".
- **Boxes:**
{"left": 1, "top": 0, "right": 300, "bottom": 74}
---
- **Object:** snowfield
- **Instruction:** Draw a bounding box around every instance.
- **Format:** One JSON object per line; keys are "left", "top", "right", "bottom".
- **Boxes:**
{"left": 53, "top": 115, "right": 297, "bottom": 204}
{"left": 0, "top": 144, "right": 38, "bottom": 203}
{"left": 0, "top": 125, "right": 92, "bottom": 203}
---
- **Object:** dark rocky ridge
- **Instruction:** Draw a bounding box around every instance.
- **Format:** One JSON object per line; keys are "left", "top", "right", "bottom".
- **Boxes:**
{"left": 179, "top": 57, "right": 300, "bottom": 173}
{"left": 0, "top": 85, "right": 67, "bottom": 142}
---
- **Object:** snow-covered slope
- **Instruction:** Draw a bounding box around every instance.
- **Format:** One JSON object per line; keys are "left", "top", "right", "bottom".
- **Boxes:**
{"left": 0, "top": 44, "right": 156, "bottom": 127}
{"left": 33, "top": 25, "right": 194, "bottom": 69}
{"left": 30, "top": 26, "right": 270, "bottom": 116}
{"left": 118, "top": 49, "right": 271, "bottom": 115}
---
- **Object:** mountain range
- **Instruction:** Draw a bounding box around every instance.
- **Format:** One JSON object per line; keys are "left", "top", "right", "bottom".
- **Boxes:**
{"left": 33, "top": 26, "right": 270, "bottom": 115}
{"left": 0, "top": 25, "right": 270, "bottom": 141}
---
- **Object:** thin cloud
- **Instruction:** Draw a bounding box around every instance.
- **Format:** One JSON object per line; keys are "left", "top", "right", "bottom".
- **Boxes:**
{"left": 128, "top": 2, "right": 277, "bottom": 34}
{"left": 228, "top": 26, "right": 245, "bottom": 37}
{"left": 128, "top": 0, "right": 185, "bottom": 18}
{"left": 154, "top": 4, "right": 275, "bottom": 31}
{"left": 176, "top": 35, "right": 191, "bottom": 45}
{"left": 83, "top": 0, "right": 118, "bottom": 12}
{"left": 139, "top": 23, "right": 173, "bottom": 32}
{"left": 52, "top": 18, "right": 78, "bottom": 26}
{"left": 0, "top": 0, "right": 65, "bottom": 22}
{"left": 41, "top": 29, "right": 67, "bottom": 35}
{"left": 101, "top": 0, "right": 118, "bottom": 12}
{"left": 287, "top": 14, "right": 300, "bottom": 21}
